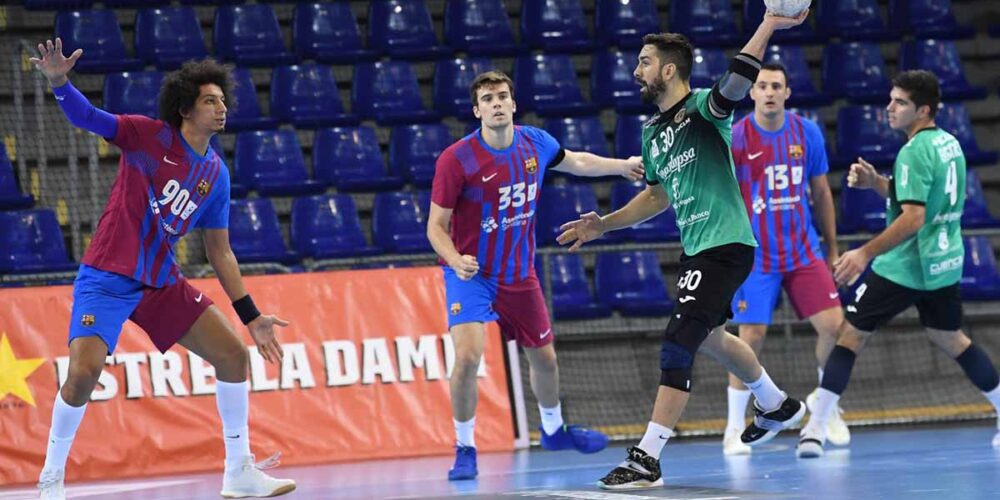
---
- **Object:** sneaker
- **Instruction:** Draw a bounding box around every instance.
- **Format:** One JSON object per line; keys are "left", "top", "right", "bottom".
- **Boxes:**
{"left": 447, "top": 445, "right": 478, "bottom": 481}
{"left": 807, "top": 389, "right": 851, "bottom": 446}
{"left": 723, "top": 427, "right": 751, "bottom": 456}
{"left": 797, "top": 432, "right": 826, "bottom": 458}
{"left": 597, "top": 446, "right": 663, "bottom": 490}
{"left": 540, "top": 424, "right": 608, "bottom": 454}
{"left": 220, "top": 453, "right": 296, "bottom": 498}
{"left": 37, "top": 468, "right": 65, "bottom": 500}
{"left": 741, "top": 396, "right": 806, "bottom": 446}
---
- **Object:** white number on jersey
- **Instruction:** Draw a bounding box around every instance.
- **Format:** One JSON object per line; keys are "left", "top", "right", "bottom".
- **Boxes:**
{"left": 157, "top": 179, "right": 199, "bottom": 221}
{"left": 764, "top": 164, "right": 804, "bottom": 191}
{"left": 678, "top": 269, "right": 703, "bottom": 291}
{"left": 498, "top": 182, "right": 537, "bottom": 210}
{"left": 944, "top": 161, "right": 958, "bottom": 206}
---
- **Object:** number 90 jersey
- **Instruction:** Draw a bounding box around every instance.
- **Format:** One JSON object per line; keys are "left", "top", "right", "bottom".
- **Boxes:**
{"left": 82, "top": 115, "right": 231, "bottom": 288}
{"left": 431, "top": 126, "right": 563, "bottom": 285}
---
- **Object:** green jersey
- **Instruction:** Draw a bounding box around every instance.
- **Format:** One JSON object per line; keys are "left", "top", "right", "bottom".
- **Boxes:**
{"left": 871, "top": 128, "right": 966, "bottom": 290}
{"left": 642, "top": 89, "right": 757, "bottom": 255}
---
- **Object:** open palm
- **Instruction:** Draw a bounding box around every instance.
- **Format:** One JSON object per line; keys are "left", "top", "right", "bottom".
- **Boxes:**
{"left": 29, "top": 38, "right": 82, "bottom": 86}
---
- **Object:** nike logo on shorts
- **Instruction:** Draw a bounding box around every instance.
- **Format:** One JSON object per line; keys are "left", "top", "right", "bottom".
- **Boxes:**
{"left": 540, "top": 329, "right": 551, "bottom": 339}
{"left": 678, "top": 295, "right": 696, "bottom": 303}
{"left": 194, "top": 292, "right": 203, "bottom": 303}
{"left": 748, "top": 151, "right": 764, "bottom": 160}
{"left": 163, "top": 155, "right": 179, "bottom": 166}
{"left": 482, "top": 173, "right": 498, "bottom": 182}
{"left": 829, "top": 292, "right": 839, "bottom": 300}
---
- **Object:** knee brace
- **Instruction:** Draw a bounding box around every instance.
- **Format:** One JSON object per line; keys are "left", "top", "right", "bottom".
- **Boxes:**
{"left": 659, "top": 314, "right": 711, "bottom": 392}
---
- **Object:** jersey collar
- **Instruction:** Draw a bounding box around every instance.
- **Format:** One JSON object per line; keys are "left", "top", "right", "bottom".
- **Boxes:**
{"left": 653, "top": 91, "right": 693, "bottom": 125}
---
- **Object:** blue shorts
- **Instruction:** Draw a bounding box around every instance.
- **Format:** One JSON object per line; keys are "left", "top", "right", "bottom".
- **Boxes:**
{"left": 443, "top": 267, "right": 553, "bottom": 348}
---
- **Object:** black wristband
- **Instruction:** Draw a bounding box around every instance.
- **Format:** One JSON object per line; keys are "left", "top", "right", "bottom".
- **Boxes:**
{"left": 232, "top": 294, "right": 261, "bottom": 325}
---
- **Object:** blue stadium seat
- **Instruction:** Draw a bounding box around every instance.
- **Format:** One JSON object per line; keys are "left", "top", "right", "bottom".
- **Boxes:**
{"left": 444, "top": 0, "right": 523, "bottom": 57}
{"left": 208, "top": 135, "right": 246, "bottom": 198}
{"left": 291, "top": 194, "right": 379, "bottom": 259}
{"left": 25, "top": 0, "right": 93, "bottom": 9}
{"left": 596, "top": 251, "right": 673, "bottom": 316}
{"left": 292, "top": 2, "right": 376, "bottom": 64}
{"left": 822, "top": 42, "right": 889, "bottom": 103}
{"left": 609, "top": 180, "right": 679, "bottom": 242}
{"left": 180, "top": 0, "right": 246, "bottom": 4}
{"left": 834, "top": 105, "right": 904, "bottom": 169}
{"left": 817, "top": 0, "right": 893, "bottom": 41}
{"left": 270, "top": 65, "right": 357, "bottom": 129}
{"left": 935, "top": 103, "right": 998, "bottom": 167}
{"left": 535, "top": 253, "right": 611, "bottom": 320}
{"left": 962, "top": 170, "right": 1000, "bottom": 228}
{"left": 226, "top": 68, "right": 278, "bottom": 132}
{"left": 899, "top": 40, "right": 987, "bottom": 100}
{"left": 545, "top": 116, "right": 610, "bottom": 158}
{"left": 514, "top": 54, "right": 596, "bottom": 116}
{"left": 764, "top": 45, "right": 829, "bottom": 106}
{"left": 372, "top": 192, "right": 432, "bottom": 253}
{"left": 55, "top": 10, "right": 142, "bottom": 74}
{"left": 521, "top": 0, "right": 594, "bottom": 53}
{"left": 233, "top": 130, "right": 324, "bottom": 197}
{"left": 228, "top": 198, "right": 299, "bottom": 265}
{"left": 889, "top": 0, "right": 973, "bottom": 39}
{"left": 353, "top": 61, "right": 442, "bottom": 125}
{"left": 591, "top": 50, "right": 653, "bottom": 113}
{"left": 690, "top": 47, "right": 727, "bottom": 90}
{"left": 0, "top": 209, "right": 77, "bottom": 274}
{"left": 134, "top": 7, "right": 206, "bottom": 70}
{"left": 368, "top": 0, "right": 451, "bottom": 60}
{"left": 669, "top": 0, "right": 740, "bottom": 47}
{"left": 838, "top": 174, "right": 887, "bottom": 234}
{"left": 960, "top": 236, "right": 1000, "bottom": 301}
{"left": 0, "top": 145, "right": 33, "bottom": 210}
{"left": 102, "top": 71, "right": 163, "bottom": 118}
{"left": 433, "top": 57, "right": 495, "bottom": 119}
{"left": 313, "top": 126, "right": 404, "bottom": 192}
{"left": 991, "top": 24, "right": 1000, "bottom": 38}
{"left": 789, "top": 107, "right": 821, "bottom": 124}
{"left": 213, "top": 5, "right": 295, "bottom": 67}
{"left": 536, "top": 184, "right": 598, "bottom": 246}
{"left": 390, "top": 123, "right": 453, "bottom": 187}
{"left": 595, "top": 0, "right": 661, "bottom": 49}
{"left": 743, "top": 0, "right": 822, "bottom": 44}
{"left": 104, "top": 0, "right": 169, "bottom": 6}
{"left": 615, "top": 113, "right": 652, "bottom": 159}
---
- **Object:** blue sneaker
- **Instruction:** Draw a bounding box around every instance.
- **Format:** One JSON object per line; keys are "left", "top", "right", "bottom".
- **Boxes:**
{"left": 447, "top": 445, "right": 478, "bottom": 481}
{"left": 540, "top": 424, "right": 608, "bottom": 454}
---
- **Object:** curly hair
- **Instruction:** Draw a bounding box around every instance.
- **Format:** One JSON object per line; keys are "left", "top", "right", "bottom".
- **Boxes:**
{"left": 158, "top": 59, "right": 235, "bottom": 129}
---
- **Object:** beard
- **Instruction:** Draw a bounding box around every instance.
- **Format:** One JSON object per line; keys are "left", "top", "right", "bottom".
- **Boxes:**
{"left": 639, "top": 77, "right": 666, "bottom": 103}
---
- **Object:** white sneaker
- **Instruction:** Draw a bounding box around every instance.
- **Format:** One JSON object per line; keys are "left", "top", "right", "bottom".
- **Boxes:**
{"left": 37, "top": 468, "right": 65, "bottom": 500}
{"left": 797, "top": 430, "right": 826, "bottom": 459}
{"left": 723, "top": 427, "right": 751, "bottom": 456}
{"left": 220, "top": 453, "right": 296, "bottom": 498}
{"left": 807, "top": 389, "right": 850, "bottom": 446}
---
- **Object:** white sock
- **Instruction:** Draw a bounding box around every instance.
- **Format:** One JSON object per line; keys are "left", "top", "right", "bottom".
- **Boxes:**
{"left": 745, "top": 368, "right": 786, "bottom": 412}
{"left": 539, "top": 402, "right": 564, "bottom": 435}
{"left": 216, "top": 380, "right": 252, "bottom": 470}
{"left": 42, "top": 393, "right": 87, "bottom": 474}
{"left": 817, "top": 366, "right": 824, "bottom": 385}
{"left": 984, "top": 383, "right": 1000, "bottom": 428}
{"left": 637, "top": 421, "right": 672, "bottom": 460}
{"left": 726, "top": 387, "right": 752, "bottom": 432}
{"left": 803, "top": 388, "right": 840, "bottom": 438}
{"left": 454, "top": 417, "right": 476, "bottom": 448}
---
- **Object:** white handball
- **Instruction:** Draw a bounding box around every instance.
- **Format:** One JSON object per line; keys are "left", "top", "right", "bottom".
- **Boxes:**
{"left": 763, "top": 0, "right": 811, "bottom": 18}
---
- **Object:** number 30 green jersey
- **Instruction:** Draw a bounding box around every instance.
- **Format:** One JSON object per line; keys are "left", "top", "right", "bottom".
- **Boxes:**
{"left": 872, "top": 128, "right": 966, "bottom": 290}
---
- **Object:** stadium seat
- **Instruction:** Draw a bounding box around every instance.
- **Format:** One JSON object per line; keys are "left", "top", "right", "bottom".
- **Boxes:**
{"left": 591, "top": 50, "right": 653, "bottom": 113}
{"left": 372, "top": 192, "right": 432, "bottom": 253}
{"left": 25, "top": 0, "right": 93, "bottom": 9}
{"left": 180, "top": 0, "right": 246, "bottom": 4}
{"left": 521, "top": 0, "right": 594, "bottom": 53}
{"left": 0, "top": 145, "right": 33, "bottom": 210}
{"left": 535, "top": 253, "right": 612, "bottom": 320}
{"left": 991, "top": 24, "right": 1000, "bottom": 38}
{"left": 513, "top": 54, "right": 597, "bottom": 116}
{"left": 233, "top": 130, "right": 324, "bottom": 197}
{"left": 962, "top": 170, "right": 1000, "bottom": 228}
{"left": 889, "top": 0, "right": 974, "bottom": 39}
{"left": 433, "top": 57, "right": 495, "bottom": 119}
{"left": 668, "top": 0, "right": 740, "bottom": 47}
{"left": 390, "top": 123, "right": 453, "bottom": 187}
{"left": 595, "top": 0, "right": 661, "bottom": 49}
{"left": 0, "top": 209, "right": 77, "bottom": 274}
{"left": 615, "top": 113, "right": 652, "bottom": 159}
{"left": 270, "top": 65, "right": 357, "bottom": 129}
{"left": 291, "top": 194, "right": 379, "bottom": 259}
{"left": 822, "top": 42, "right": 890, "bottom": 103}
{"left": 838, "top": 174, "right": 887, "bottom": 234}
{"left": 690, "top": 47, "right": 727, "bottom": 90}
{"left": 226, "top": 68, "right": 279, "bottom": 132}
{"left": 444, "top": 0, "right": 523, "bottom": 57}
{"left": 134, "top": 6, "right": 207, "bottom": 70}
{"left": 899, "top": 40, "right": 987, "bottom": 100}
{"left": 312, "top": 126, "right": 404, "bottom": 192}
{"left": 743, "top": 0, "right": 822, "bottom": 44}
{"left": 935, "top": 103, "right": 998, "bottom": 167}
{"left": 545, "top": 116, "right": 611, "bottom": 159}
{"left": 789, "top": 107, "right": 821, "bottom": 124}
{"left": 834, "top": 106, "right": 905, "bottom": 169}
{"left": 54, "top": 10, "right": 142, "bottom": 74}
{"left": 353, "top": 61, "right": 442, "bottom": 125}
{"left": 102, "top": 71, "right": 163, "bottom": 118}
{"left": 960, "top": 236, "right": 1000, "bottom": 301}
{"left": 228, "top": 198, "right": 299, "bottom": 265}
{"left": 104, "top": 0, "right": 169, "bottom": 6}
{"left": 817, "top": 0, "right": 893, "bottom": 41}
{"left": 536, "top": 184, "right": 598, "bottom": 246}
{"left": 764, "top": 45, "right": 829, "bottom": 106}
{"left": 368, "top": 0, "right": 451, "bottom": 60}
{"left": 213, "top": 5, "right": 295, "bottom": 67}
{"left": 595, "top": 251, "right": 673, "bottom": 317}
{"left": 609, "top": 180, "right": 679, "bottom": 242}
{"left": 292, "top": 2, "right": 376, "bottom": 64}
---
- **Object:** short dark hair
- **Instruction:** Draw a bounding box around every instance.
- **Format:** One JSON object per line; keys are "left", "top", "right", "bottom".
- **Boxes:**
{"left": 891, "top": 70, "right": 940, "bottom": 118}
{"left": 759, "top": 62, "right": 789, "bottom": 86}
{"left": 159, "top": 59, "right": 234, "bottom": 129}
{"left": 641, "top": 33, "right": 694, "bottom": 81}
{"left": 469, "top": 70, "right": 514, "bottom": 105}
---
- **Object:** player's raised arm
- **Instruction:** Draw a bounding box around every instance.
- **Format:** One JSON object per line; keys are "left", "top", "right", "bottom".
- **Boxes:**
{"left": 29, "top": 37, "right": 117, "bottom": 138}
{"left": 552, "top": 150, "right": 644, "bottom": 181}
{"left": 557, "top": 184, "right": 669, "bottom": 251}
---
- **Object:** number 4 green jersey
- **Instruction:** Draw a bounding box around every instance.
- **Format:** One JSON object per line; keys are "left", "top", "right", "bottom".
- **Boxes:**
{"left": 642, "top": 89, "right": 758, "bottom": 255}
{"left": 872, "top": 128, "right": 966, "bottom": 290}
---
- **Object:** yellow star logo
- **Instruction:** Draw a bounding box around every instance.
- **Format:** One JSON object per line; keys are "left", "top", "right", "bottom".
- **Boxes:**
{"left": 0, "top": 333, "right": 45, "bottom": 406}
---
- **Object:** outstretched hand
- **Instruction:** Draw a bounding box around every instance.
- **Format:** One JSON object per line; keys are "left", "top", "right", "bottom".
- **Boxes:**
{"left": 29, "top": 38, "right": 82, "bottom": 87}
{"left": 556, "top": 212, "right": 606, "bottom": 252}
{"left": 247, "top": 314, "right": 290, "bottom": 364}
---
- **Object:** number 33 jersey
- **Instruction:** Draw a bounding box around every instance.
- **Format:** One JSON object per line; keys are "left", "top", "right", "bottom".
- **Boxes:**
{"left": 431, "top": 126, "right": 563, "bottom": 284}
{"left": 82, "top": 114, "right": 231, "bottom": 288}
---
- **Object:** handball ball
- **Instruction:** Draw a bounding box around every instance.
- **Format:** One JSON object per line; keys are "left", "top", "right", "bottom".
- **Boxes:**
{"left": 763, "top": 0, "right": 811, "bottom": 17}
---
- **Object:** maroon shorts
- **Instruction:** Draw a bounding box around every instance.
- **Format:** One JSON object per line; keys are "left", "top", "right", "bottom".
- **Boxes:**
{"left": 131, "top": 278, "right": 214, "bottom": 352}
{"left": 784, "top": 258, "right": 842, "bottom": 319}
{"left": 495, "top": 274, "right": 554, "bottom": 348}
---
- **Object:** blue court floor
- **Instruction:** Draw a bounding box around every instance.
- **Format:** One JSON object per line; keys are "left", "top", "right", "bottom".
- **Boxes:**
{"left": 2, "top": 422, "right": 999, "bottom": 499}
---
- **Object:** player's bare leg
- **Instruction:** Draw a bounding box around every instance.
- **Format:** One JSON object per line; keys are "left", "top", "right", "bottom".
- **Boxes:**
{"left": 805, "top": 306, "right": 851, "bottom": 446}
{"left": 447, "top": 321, "right": 486, "bottom": 480}
{"left": 724, "top": 324, "right": 766, "bottom": 455}
{"left": 925, "top": 328, "right": 1000, "bottom": 448}
{"left": 522, "top": 344, "right": 559, "bottom": 408}
{"left": 178, "top": 306, "right": 295, "bottom": 498}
